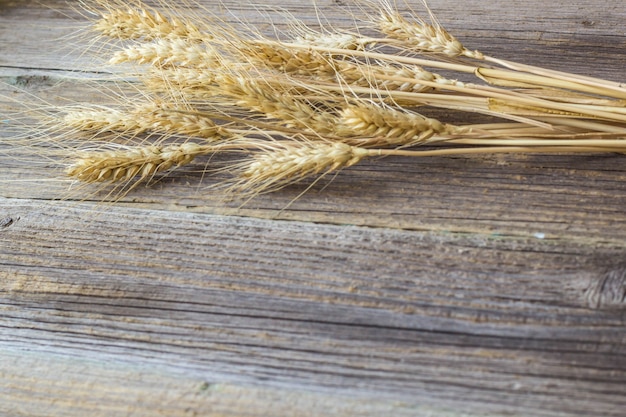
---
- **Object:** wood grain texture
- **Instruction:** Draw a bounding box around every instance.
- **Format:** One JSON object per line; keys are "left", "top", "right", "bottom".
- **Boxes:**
{"left": 1, "top": 198, "right": 625, "bottom": 417}
{"left": 1, "top": 1, "right": 626, "bottom": 416}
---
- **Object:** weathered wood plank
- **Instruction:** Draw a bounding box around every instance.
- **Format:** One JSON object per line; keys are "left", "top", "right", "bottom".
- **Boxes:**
{"left": 0, "top": 349, "right": 483, "bottom": 417}
{"left": 1, "top": 198, "right": 625, "bottom": 416}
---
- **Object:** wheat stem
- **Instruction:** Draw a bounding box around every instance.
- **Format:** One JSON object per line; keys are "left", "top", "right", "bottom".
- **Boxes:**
{"left": 483, "top": 56, "right": 626, "bottom": 94}
{"left": 445, "top": 138, "right": 626, "bottom": 148}
{"left": 379, "top": 146, "right": 625, "bottom": 158}
{"left": 476, "top": 67, "right": 626, "bottom": 101}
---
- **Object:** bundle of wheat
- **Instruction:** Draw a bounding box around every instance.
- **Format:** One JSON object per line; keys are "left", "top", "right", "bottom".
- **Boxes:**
{"left": 34, "top": 0, "right": 626, "bottom": 198}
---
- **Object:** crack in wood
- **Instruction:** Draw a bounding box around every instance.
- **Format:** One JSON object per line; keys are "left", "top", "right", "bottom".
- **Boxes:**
{"left": 0, "top": 216, "right": 16, "bottom": 228}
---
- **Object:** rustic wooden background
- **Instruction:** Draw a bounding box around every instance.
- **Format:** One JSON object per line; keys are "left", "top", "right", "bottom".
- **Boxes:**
{"left": 1, "top": 1, "right": 625, "bottom": 416}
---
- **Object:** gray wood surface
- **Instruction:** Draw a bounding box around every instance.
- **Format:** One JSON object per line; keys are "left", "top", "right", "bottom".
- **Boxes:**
{"left": 1, "top": 1, "right": 625, "bottom": 416}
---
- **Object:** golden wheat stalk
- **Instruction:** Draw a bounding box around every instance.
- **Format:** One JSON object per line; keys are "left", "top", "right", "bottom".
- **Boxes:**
{"left": 230, "top": 139, "right": 626, "bottom": 196}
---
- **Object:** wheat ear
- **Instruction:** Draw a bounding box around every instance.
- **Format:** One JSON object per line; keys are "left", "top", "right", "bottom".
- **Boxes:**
{"left": 216, "top": 72, "right": 339, "bottom": 134}
{"left": 338, "top": 104, "right": 465, "bottom": 146}
{"left": 92, "top": 2, "right": 203, "bottom": 41}
{"left": 63, "top": 102, "right": 229, "bottom": 140}
{"left": 141, "top": 67, "right": 221, "bottom": 97}
{"left": 233, "top": 141, "right": 369, "bottom": 195}
{"left": 110, "top": 38, "right": 217, "bottom": 67}
{"left": 375, "top": 0, "right": 483, "bottom": 59}
{"left": 66, "top": 142, "right": 213, "bottom": 183}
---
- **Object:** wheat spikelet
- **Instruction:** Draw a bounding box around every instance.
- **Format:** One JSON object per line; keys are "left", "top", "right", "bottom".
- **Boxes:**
{"left": 360, "top": 64, "right": 436, "bottom": 92}
{"left": 134, "top": 102, "right": 229, "bottom": 139}
{"left": 340, "top": 61, "right": 463, "bottom": 93}
{"left": 66, "top": 142, "right": 211, "bottom": 183}
{"left": 238, "top": 31, "right": 370, "bottom": 72}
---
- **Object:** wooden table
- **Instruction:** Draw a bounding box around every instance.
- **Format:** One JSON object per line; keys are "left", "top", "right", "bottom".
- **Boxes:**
{"left": 1, "top": 1, "right": 625, "bottom": 415}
